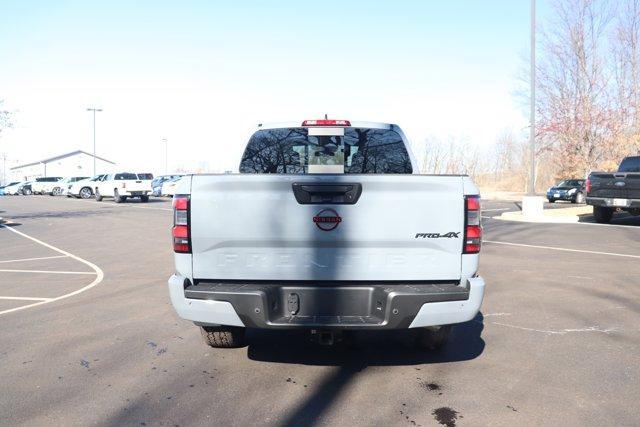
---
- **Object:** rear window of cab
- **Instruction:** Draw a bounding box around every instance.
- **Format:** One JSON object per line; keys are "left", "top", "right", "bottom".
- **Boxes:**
{"left": 115, "top": 173, "right": 137, "bottom": 180}
{"left": 619, "top": 156, "right": 640, "bottom": 172}
{"left": 239, "top": 127, "right": 412, "bottom": 174}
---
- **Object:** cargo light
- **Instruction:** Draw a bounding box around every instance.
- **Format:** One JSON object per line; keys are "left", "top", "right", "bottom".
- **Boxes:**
{"left": 301, "top": 119, "right": 351, "bottom": 127}
{"left": 463, "top": 195, "right": 482, "bottom": 254}
{"left": 172, "top": 194, "right": 191, "bottom": 253}
{"left": 585, "top": 177, "right": 591, "bottom": 194}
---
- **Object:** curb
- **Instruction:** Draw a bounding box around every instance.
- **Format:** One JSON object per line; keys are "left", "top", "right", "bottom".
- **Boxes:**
{"left": 499, "top": 210, "right": 580, "bottom": 224}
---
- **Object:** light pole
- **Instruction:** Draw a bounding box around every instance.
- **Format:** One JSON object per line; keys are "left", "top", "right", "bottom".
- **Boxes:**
{"left": 162, "top": 138, "right": 168, "bottom": 174}
{"left": 86, "top": 107, "right": 102, "bottom": 175}
{"left": 528, "top": 0, "right": 536, "bottom": 196}
{"left": 522, "top": 0, "right": 543, "bottom": 217}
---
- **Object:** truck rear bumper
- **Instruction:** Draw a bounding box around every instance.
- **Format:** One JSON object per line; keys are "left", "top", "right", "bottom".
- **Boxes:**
{"left": 168, "top": 275, "right": 485, "bottom": 330}
{"left": 122, "top": 191, "right": 149, "bottom": 196}
{"left": 587, "top": 197, "right": 640, "bottom": 208}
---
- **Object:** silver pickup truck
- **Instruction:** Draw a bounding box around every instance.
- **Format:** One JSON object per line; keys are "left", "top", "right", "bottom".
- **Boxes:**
{"left": 168, "top": 120, "right": 485, "bottom": 349}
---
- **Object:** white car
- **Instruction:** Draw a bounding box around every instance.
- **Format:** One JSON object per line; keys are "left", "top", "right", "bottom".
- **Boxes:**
{"left": 31, "top": 177, "right": 63, "bottom": 195}
{"left": 67, "top": 174, "right": 107, "bottom": 199}
{"left": 168, "top": 119, "right": 485, "bottom": 349}
{"left": 51, "top": 176, "right": 90, "bottom": 196}
{"left": 2, "top": 181, "right": 23, "bottom": 195}
{"left": 160, "top": 176, "right": 183, "bottom": 197}
{"left": 95, "top": 172, "right": 153, "bottom": 203}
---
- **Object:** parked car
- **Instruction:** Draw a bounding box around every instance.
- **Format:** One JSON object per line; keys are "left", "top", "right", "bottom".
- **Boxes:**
{"left": 95, "top": 172, "right": 153, "bottom": 203}
{"left": 168, "top": 119, "right": 485, "bottom": 349}
{"left": 20, "top": 181, "right": 34, "bottom": 195}
{"left": 3, "top": 181, "right": 26, "bottom": 195}
{"left": 151, "top": 175, "right": 182, "bottom": 196}
{"left": 67, "top": 174, "right": 107, "bottom": 199}
{"left": 1, "top": 182, "right": 22, "bottom": 195}
{"left": 50, "top": 176, "right": 90, "bottom": 196}
{"left": 31, "top": 177, "right": 63, "bottom": 195}
{"left": 586, "top": 156, "right": 640, "bottom": 223}
{"left": 546, "top": 179, "right": 586, "bottom": 203}
{"left": 160, "top": 176, "right": 183, "bottom": 197}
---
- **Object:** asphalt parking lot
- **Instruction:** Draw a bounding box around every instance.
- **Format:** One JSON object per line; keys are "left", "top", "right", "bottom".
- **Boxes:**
{"left": 1, "top": 196, "right": 639, "bottom": 426}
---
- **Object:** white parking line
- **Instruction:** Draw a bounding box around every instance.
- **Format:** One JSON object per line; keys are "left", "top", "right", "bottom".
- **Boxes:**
{"left": 0, "top": 296, "right": 52, "bottom": 301}
{"left": 0, "top": 255, "right": 68, "bottom": 264}
{"left": 484, "top": 240, "right": 640, "bottom": 259}
{"left": 0, "top": 269, "right": 96, "bottom": 275}
{"left": 0, "top": 225, "right": 104, "bottom": 316}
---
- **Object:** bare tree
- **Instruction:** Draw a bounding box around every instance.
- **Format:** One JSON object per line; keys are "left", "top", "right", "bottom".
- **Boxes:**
{"left": 0, "top": 99, "right": 11, "bottom": 137}
{"left": 611, "top": 0, "right": 640, "bottom": 155}
{"left": 536, "top": 0, "right": 615, "bottom": 177}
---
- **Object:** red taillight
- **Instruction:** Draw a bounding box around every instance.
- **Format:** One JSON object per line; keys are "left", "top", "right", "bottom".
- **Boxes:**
{"left": 464, "top": 195, "right": 482, "bottom": 254}
{"left": 302, "top": 119, "right": 351, "bottom": 127}
{"left": 585, "top": 177, "right": 591, "bottom": 194}
{"left": 173, "top": 197, "right": 188, "bottom": 211}
{"left": 172, "top": 195, "right": 190, "bottom": 253}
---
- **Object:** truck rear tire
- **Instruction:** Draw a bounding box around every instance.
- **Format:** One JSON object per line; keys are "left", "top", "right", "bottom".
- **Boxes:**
{"left": 415, "top": 325, "right": 452, "bottom": 350}
{"left": 140, "top": 195, "right": 149, "bottom": 203}
{"left": 593, "top": 206, "right": 613, "bottom": 223}
{"left": 200, "top": 326, "right": 246, "bottom": 348}
{"left": 114, "top": 189, "right": 123, "bottom": 203}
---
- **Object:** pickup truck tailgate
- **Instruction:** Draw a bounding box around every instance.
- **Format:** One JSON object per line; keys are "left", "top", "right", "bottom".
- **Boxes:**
{"left": 190, "top": 175, "right": 466, "bottom": 281}
{"left": 126, "top": 180, "right": 152, "bottom": 192}
{"left": 589, "top": 173, "right": 640, "bottom": 199}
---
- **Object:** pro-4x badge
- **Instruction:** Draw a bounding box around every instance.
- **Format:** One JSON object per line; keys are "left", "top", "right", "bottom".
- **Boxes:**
{"left": 415, "top": 232, "right": 460, "bottom": 239}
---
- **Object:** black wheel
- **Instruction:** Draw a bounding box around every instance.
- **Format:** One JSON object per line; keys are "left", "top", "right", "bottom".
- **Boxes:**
{"left": 79, "top": 187, "right": 93, "bottom": 199}
{"left": 95, "top": 189, "right": 103, "bottom": 201}
{"left": 200, "top": 326, "right": 246, "bottom": 348}
{"left": 415, "top": 325, "right": 452, "bottom": 350}
{"left": 113, "top": 188, "right": 123, "bottom": 203}
{"left": 140, "top": 195, "right": 149, "bottom": 203}
{"left": 573, "top": 192, "right": 585, "bottom": 204}
{"left": 593, "top": 206, "right": 613, "bottom": 223}
{"left": 548, "top": 198, "right": 555, "bottom": 203}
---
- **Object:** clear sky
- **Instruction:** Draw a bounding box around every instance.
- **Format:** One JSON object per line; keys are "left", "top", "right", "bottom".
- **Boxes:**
{"left": 0, "top": 0, "right": 550, "bottom": 173}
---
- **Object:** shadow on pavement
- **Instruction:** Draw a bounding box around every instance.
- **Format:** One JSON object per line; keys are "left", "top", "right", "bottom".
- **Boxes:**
{"left": 128, "top": 197, "right": 171, "bottom": 204}
{"left": 6, "top": 210, "right": 111, "bottom": 220}
{"left": 247, "top": 313, "right": 485, "bottom": 367}
{"left": 577, "top": 211, "right": 640, "bottom": 226}
{"left": 247, "top": 314, "right": 484, "bottom": 427}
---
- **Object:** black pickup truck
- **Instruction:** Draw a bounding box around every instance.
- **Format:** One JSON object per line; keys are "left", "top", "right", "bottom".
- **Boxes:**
{"left": 586, "top": 156, "right": 640, "bottom": 223}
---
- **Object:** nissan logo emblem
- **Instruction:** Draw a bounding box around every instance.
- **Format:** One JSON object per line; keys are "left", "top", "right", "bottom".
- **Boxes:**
{"left": 313, "top": 208, "right": 342, "bottom": 231}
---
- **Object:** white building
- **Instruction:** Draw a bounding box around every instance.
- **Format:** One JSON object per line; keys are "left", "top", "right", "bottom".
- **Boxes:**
{"left": 10, "top": 150, "right": 116, "bottom": 181}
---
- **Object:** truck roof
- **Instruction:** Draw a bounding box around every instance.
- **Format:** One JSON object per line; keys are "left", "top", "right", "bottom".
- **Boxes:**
{"left": 257, "top": 120, "right": 396, "bottom": 130}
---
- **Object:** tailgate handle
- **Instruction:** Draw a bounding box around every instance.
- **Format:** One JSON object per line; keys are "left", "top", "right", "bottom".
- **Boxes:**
{"left": 292, "top": 183, "right": 362, "bottom": 204}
